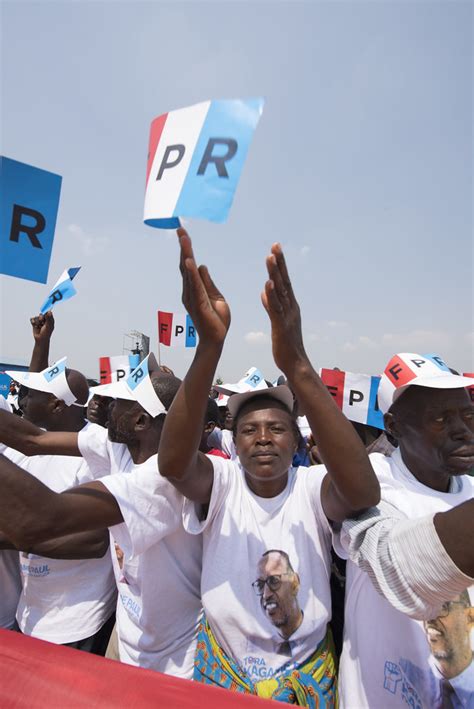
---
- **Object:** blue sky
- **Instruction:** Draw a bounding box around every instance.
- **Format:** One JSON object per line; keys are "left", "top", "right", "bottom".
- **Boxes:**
{"left": 1, "top": 0, "right": 472, "bottom": 382}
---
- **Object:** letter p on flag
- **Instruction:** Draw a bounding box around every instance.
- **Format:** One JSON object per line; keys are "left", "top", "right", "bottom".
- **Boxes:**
{"left": 143, "top": 98, "right": 264, "bottom": 229}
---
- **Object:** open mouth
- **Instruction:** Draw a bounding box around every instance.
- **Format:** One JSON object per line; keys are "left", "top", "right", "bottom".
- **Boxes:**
{"left": 264, "top": 602, "right": 278, "bottom": 614}
{"left": 426, "top": 626, "right": 443, "bottom": 640}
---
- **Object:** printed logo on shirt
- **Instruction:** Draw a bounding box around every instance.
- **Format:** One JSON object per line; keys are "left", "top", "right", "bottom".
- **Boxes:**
{"left": 20, "top": 562, "right": 50, "bottom": 577}
{"left": 119, "top": 590, "right": 141, "bottom": 621}
{"left": 251, "top": 549, "right": 303, "bottom": 643}
{"left": 242, "top": 654, "right": 293, "bottom": 679}
{"left": 241, "top": 549, "right": 304, "bottom": 677}
{"left": 383, "top": 589, "right": 474, "bottom": 708}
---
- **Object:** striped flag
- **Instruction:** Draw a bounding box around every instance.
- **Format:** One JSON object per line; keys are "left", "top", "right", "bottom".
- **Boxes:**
{"left": 158, "top": 311, "right": 197, "bottom": 348}
{"left": 99, "top": 354, "right": 141, "bottom": 384}
{"left": 40, "top": 267, "right": 81, "bottom": 314}
{"left": 319, "top": 368, "right": 384, "bottom": 429}
{"left": 144, "top": 98, "right": 264, "bottom": 229}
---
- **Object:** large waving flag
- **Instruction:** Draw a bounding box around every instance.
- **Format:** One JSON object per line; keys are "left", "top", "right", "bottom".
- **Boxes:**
{"left": 144, "top": 98, "right": 264, "bottom": 229}
{"left": 158, "top": 311, "right": 197, "bottom": 348}
{"left": 99, "top": 354, "right": 141, "bottom": 384}
{"left": 40, "top": 267, "right": 81, "bottom": 314}
{"left": 319, "top": 368, "right": 384, "bottom": 429}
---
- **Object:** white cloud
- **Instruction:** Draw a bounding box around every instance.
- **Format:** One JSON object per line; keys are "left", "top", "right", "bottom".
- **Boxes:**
{"left": 300, "top": 245, "right": 310, "bottom": 256}
{"left": 342, "top": 335, "right": 377, "bottom": 352}
{"left": 326, "top": 320, "right": 348, "bottom": 329}
{"left": 244, "top": 331, "right": 270, "bottom": 345}
{"left": 68, "top": 223, "right": 111, "bottom": 255}
{"left": 342, "top": 341, "right": 357, "bottom": 352}
{"left": 381, "top": 329, "right": 451, "bottom": 352}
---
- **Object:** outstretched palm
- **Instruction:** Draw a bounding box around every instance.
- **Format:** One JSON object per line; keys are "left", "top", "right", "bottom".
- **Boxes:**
{"left": 178, "top": 228, "right": 231, "bottom": 345}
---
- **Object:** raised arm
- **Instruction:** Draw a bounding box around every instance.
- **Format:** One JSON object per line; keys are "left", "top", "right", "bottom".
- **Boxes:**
{"left": 29, "top": 311, "right": 55, "bottom": 372}
{"left": 0, "top": 454, "right": 122, "bottom": 547}
{"left": 158, "top": 229, "right": 231, "bottom": 503}
{"left": 262, "top": 244, "right": 380, "bottom": 522}
{"left": 340, "top": 498, "right": 474, "bottom": 620}
{"left": 0, "top": 409, "right": 80, "bottom": 456}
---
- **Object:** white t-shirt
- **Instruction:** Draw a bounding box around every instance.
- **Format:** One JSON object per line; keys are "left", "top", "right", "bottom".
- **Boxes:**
{"left": 78, "top": 425, "right": 203, "bottom": 678}
{"left": 3, "top": 428, "right": 117, "bottom": 644}
{"left": 0, "top": 550, "right": 22, "bottom": 629}
{"left": 0, "top": 401, "right": 23, "bottom": 629}
{"left": 207, "top": 427, "right": 236, "bottom": 459}
{"left": 183, "top": 457, "right": 332, "bottom": 680}
{"left": 338, "top": 449, "right": 474, "bottom": 709}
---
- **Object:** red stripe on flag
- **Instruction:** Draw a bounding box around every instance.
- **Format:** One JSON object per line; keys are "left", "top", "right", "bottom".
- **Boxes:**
{"left": 146, "top": 113, "right": 168, "bottom": 187}
{"left": 99, "top": 357, "right": 111, "bottom": 384}
{"left": 320, "top": 369, "right": 345, "bottom": 410}
{"left": 383, "top": 355, "right": 417, "bottom": 388}
{"left": 158, "top": 311, "right": 173, "bottom": 346}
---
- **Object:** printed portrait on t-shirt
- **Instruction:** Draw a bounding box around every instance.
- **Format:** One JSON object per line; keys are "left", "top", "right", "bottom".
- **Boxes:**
{"left": 384, "top": 587, "right": 474, "bottom": 708}
{"left": 251, "top": 550, "right": 303, "bottom": 643}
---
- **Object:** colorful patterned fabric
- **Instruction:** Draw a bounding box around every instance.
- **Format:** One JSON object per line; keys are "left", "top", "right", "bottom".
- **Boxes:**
{"left": 194, "top": 617, "right": 338, "bottom": 707}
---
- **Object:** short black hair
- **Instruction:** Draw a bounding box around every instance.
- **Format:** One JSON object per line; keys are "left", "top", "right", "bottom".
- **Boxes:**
{"left": 151, "top": 372, "right": 182, "bottom": 415}
{"left": 261, "top": 549, "right": 295, "bottom": 574}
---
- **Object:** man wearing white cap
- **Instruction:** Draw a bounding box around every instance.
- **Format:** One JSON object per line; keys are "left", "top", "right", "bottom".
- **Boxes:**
{"left": 1, "top": 357, "right": 117, "bottom": 653}
{"left": 0, "top": 357, "right": 202, "bottom": 677}
{"left": 157, "top": 229, "right": 380, "bottom": 704}
{"left": 336, "top": 352, "right": 474, "bottom": 708}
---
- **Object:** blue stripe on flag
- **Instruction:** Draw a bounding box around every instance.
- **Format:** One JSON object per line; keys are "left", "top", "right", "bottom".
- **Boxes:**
{"left": 186, "top": 315, "right": 197, "bottom": 347}
{"left": 127, "top": 357, "right": 150, "bottom": 391}
{"left": 43, "top": 359, "right": 67, "bottom": 383}
{"left": 40, "top": 279, "right": 77, "bottom": 314}
{"left": 244, "top": 368, "right": 264, "bottom": 389}
{"left": 173, "top": 98, "right": 264, "bottom": 223}
{"left": 367, "top": 376, "right": 385, "bottom": 429}
{"left": 422, "top": 353, "right": 451, "bottom": 372}
{"left": 129, "top": 354, "right": 141, "bottom": 370}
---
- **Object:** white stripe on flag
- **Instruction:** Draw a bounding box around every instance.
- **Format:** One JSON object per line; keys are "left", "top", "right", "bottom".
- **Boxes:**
{"left": 144, "top": 101, "right": 211, "bottom": 221}
{"left": 342, "top": 372, "right": 371, "bottom": 425}
{"left": 170, "top": 313, "right": 186, "bottom": 346}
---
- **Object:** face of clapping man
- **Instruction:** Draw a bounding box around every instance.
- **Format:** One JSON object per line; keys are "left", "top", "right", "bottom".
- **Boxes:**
{"left": 423, "top": 591, "right": 474, "bottom": 679}
{"left": 233, "top": 397, "right": 299, "bottom": 497}
{"left": 253, "top": 551, "right": 303, "bottom": 640}
{"left": 87, "top": 394, "right": 113, "bottom": 428}
{"left": 385, "top": 387, "right": 474, "bottom": 492}
{"left": 22, "top": 388, "right": 58, "bottom": 428}
{"left": 107, "top": 398, "right": 142, "bottom": 445}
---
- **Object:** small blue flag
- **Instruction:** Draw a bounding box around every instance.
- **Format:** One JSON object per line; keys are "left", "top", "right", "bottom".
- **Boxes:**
{"left": 40, "top": 267, "right": 81, "bottom": 314}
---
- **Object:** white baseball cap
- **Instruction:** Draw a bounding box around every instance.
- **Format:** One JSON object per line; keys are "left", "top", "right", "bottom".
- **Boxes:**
{"left": 377, "top": 352, "right": 474, "bottom": 415}
{"left": 227, "top": 384, "right": 294, "bottom": 418}
{"left": 214, "top": 366, "right": 268, "bottom": 396}
{"left": 6, "top": 358, "right": 80, "bottom": 407}
{"left": 90, "top": 353, "right": 166, "bottom": 418}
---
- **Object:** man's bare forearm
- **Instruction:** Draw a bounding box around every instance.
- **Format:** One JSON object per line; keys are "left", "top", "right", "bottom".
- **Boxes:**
{"left": 159, "top": 341, "right": 222, "bottom": 480}
{"left": 434, "top": 499, "right": 474, "bottom": 577}
{"left": 0, "top": 528, "right": 110, "bottom": 559}
{"left": 288, "top": 360, "right": 380, "bottom": 519}
{"left": 0, "top": 455, "right": 122, "bottom": 547}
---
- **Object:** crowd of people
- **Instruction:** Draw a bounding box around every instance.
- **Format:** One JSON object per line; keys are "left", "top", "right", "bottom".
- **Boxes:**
{"left": 0, "top": 228, "right": 473, "bottom": 708}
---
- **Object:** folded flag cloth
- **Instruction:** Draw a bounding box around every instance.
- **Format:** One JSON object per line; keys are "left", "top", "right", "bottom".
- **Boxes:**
{"left": 194, "top": 615, "right": 338, "bottom": 707}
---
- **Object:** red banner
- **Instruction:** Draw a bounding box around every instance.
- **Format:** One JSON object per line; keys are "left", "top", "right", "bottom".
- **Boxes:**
{"left": 0, "top": 630, "right": 267, "bottom": 708}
